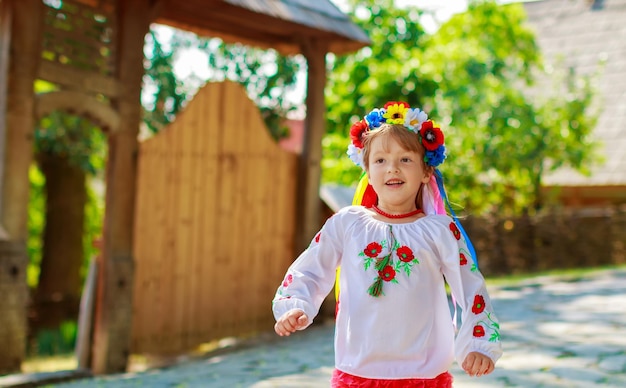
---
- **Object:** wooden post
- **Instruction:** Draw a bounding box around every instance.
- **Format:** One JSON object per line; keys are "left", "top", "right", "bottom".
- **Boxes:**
{"left": 0, "top": 0, "right": 43, "bottom": 374}
{"left": 296, "top": 40, "right": 327, "bottom": 252}
{"left": 91, "top": 0, "right": 151, "bottom": 374}
{"left": 0, "top": 0, "right": 11, "bottom": 211}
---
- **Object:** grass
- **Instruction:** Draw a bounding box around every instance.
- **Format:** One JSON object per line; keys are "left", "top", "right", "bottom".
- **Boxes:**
{"left": 484, "top": 264, "right": 626, "bottom": 286}
{"left": 21, "top": 354, "right": 77, "bottom": 374}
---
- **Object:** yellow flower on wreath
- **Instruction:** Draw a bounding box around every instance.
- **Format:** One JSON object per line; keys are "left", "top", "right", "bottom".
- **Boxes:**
{"left": 382, "top": 101, "right": 410, "bottom": 125}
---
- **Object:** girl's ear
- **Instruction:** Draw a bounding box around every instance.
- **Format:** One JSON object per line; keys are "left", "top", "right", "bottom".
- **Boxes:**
{"left": 421, "top": 166, "right": 434, "bottom": 184}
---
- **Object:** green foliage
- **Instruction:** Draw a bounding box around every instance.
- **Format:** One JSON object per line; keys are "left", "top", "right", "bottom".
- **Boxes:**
{"left": 204, "top": 39, "right": 303, "bottom": 140}
{"left": 324, "top": 0, "right": 437, "bottom": 185}
{"left": 35, "top": 112, "right": 107, "bottom": 175}
{"left": 27, "top": 169, "right": 104, "bottom": 289}
{"left": 27, "top": 166, "right": 45, "bottom": 288}
{"left": 323, "top": 0, "right": 600, "bottom": 215}
{"left": 426, "top": 1, "right": 600, "bottom": 213}
{"left": 144, "top": 26, "right": 303, "bottom": 140}
{"left": 29, "top": 88, "right": 107, "bottom": 289}
{"left": 326, "top": 0, "right": 436, "bottom": 131}
{"left": 26, "top": 320, "right": 77, "bottom": 357}
{"left": 143, "top": 30, "right": 188, "bottom": 134}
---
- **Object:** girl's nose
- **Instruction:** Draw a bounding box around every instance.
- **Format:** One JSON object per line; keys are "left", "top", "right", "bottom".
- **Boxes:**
{"left": 387, "top": 162, "right": 399, "bottom": 173}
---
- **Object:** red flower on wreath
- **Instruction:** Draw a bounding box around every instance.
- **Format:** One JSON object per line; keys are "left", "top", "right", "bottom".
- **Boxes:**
{"left": 364, "top": 242, "right": 383, "bottom": 258}
{"left": 419, "top": 121, "right": 445, "bottom": 151}
{"left": 350, "top": 119, "right": 369, "bottom": 148}
{"left": 315, "top": 232, "right": 321, "bottom": 243}
{"left": 378, "top": 265, "right": 396, "bottom": 282}
{"left": 282, "top": 274, "right": 293, "bottom": 288}
{"left": 460, "top": 253, "right": 468, "bottom": 266}
{"left": 473, "top": 325, "right": 485, "bottom": 337}
{"left": 449, "top": 222, "right": 461, "bottom": 240}
{"left": 396, "top": 246, "right": 414, "bottom": 262}
{"left": 472, "top": 295, "right": 486, "bottom": 314}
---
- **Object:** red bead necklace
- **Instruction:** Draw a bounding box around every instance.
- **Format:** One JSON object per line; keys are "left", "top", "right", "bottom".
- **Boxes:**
{"left": 371, "top": 205, "right": 424, "bottom": 219}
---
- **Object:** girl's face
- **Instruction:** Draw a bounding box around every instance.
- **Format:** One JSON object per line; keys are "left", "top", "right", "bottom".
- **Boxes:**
{"left": 366, "top": 134, "right": 431, "bottom": 213}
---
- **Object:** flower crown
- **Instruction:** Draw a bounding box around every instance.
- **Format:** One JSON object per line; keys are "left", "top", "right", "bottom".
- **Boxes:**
{"left": 347, "top": 101, "right": 446, "bottom": 169}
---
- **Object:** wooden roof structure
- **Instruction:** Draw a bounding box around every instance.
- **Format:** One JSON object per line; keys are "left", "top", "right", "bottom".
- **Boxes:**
{"left": 524, "top": 0, "right": 626, "bottom": 204}
{"left": 156, "top": 0, "right": 370, "bottom": 54}
{"left": 0, "top": 0, "right": 369, "bottom": 375}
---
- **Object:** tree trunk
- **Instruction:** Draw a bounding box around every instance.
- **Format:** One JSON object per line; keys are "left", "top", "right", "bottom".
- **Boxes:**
{"left": 30, "top": 152, "right": 87, "bottom": 332}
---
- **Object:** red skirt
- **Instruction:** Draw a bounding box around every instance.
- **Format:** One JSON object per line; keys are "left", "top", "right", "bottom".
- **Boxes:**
{"left": 331, "top": 369, "right": 453, "bottom": 388}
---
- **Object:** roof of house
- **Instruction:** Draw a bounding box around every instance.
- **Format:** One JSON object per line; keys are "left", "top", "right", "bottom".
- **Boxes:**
{"left": 523, "top": 0, "right": 626, "bottom": 186}
{"left": 155, "top": 0, "right": 370, "bottom": 55}
{"left": 320, "top": 184, "right": 355, "bottom": 212}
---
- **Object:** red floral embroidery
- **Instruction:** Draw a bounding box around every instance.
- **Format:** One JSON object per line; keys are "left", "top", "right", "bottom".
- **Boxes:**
{"left": 378, "top": 265, "right": 396, "bottom": 282}
{"left": 472, "top": 295, "right": 486, "bottom": 314}
{"left": 396, "top": 246, "right": 414, "bottom": 262}
{"left": 460, "top": 253, "right": 468, "bottom": 266}
{"left": 282, "top": 274, "right": 293, "bottom": 288}
{"left": 449, "top": 222, "right": 461, "bottom": 240}
{"left": 315, "top": 232, "right": 321, "bottom": 243}
{"left": 473, "top": 325, "right": 485, "bottom": 337}
{"left": 364, "top": 242, "right": 383, "bottom": 258}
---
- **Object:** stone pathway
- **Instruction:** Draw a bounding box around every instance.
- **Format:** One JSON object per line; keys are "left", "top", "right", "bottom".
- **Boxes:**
{"left": 47, "top": 268, "right": 626, "bottom": 387}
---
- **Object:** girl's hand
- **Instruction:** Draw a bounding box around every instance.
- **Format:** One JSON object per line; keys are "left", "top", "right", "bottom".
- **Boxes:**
{"left": 274, "top": 309, "right": 309, "bottom": 336}
{"left": 462, "top": 351, "right": 495, "bottom": 377}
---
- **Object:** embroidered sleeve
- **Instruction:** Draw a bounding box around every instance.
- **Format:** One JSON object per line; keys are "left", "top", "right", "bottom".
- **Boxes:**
{"left": 271, "top": 213, "right": 344, "bottom": 329}
{"left": 440, "top": 219, "right": 503, "bottom": 365}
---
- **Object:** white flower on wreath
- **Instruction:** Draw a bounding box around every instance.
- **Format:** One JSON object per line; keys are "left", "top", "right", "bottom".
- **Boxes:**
{"left": 347, "top": 144, "right": 364, "bottom": 168}
{"left": 404, "top": 108, "right": 428, "bottom": 132}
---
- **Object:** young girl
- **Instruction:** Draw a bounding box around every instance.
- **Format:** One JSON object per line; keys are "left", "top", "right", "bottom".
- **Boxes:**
{"left": 272, "top": 102, "right": 502, "bottom": 387}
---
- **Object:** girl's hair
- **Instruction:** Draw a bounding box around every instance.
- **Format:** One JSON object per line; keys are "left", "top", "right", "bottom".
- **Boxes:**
{"left": 362, "top": 123, "right": 434, "bottom": 207}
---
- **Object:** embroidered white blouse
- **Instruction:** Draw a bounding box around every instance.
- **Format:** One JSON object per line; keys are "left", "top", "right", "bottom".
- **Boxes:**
{"left": 272, "top": 206, "right": 502, "bottom": 379}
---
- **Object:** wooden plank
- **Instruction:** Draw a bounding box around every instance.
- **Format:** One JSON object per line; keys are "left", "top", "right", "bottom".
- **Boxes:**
{"left": 131, "top": 137, "right": 159, "bottom": 352}
{"left": 185, "top": 86, "right": 207, "bottom": 348}
{"left": 198, "top": 83, "right": 220, "bottom": 341}
{"left": 0, "top": 0, "right": 12, "bottom": 214}
{"left": 159, "top": 123, "right": 180, "bottom": 352}
{"left": 174, "top": 92, "right": 194, "bottom": 351}
{"left": 38, "top": 61, "right": 122, "bottom": 98}
{"left": 214, "top": 81, "right": 238, "bottom": 338}
{"left": 75, "top": 258, "right": 98, "bottom": 368}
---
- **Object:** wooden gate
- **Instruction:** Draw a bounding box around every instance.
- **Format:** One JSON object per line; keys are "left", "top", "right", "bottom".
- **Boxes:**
{"left": 131, "top": 81, "right": 297, "bottom": 355}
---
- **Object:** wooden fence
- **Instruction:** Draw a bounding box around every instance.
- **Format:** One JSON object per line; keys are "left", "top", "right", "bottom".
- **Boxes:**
{"left": 131, "top": 81, "right": 298, "bottom": 355}
{"left": 462, "top": 206, "right": 626, "bottom": 276}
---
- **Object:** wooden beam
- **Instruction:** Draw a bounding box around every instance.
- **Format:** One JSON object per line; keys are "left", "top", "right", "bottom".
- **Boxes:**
{"left": 90, "top": 0, "right": 153, "bottom": 375}
{"left": 2, "top": 0, "right": 42, "bottom": 238}
{"left": 38, "top": 61, "right": 123, "bottom": 98}
{"left": 296, "top": 39, "right": 327, "bottom": 252}
{"left": 0, "top": 0, "right": 11, "bottom": 217}
{"left": 36, "top": 90, "right": 121, "bottom": 132}
{"left": 0, "top": 0, "right": 43, "bottom": 374}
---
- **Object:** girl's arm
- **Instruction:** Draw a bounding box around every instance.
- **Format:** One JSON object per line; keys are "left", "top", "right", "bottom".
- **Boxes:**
{"left": 272, "top": 212, "right": 344, "bottom": 330}
{"left": 439, "top": 218, "right": 503, "bottom": 368}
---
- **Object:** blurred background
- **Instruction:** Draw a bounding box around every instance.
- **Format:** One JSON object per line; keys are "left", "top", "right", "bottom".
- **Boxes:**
{"left": 1, "top": 0, "right": 624, "bottom": 381}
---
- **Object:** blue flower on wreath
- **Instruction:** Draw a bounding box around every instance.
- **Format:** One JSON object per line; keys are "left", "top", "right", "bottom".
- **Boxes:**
{"left": 365, "top": 109, "right": 385, "bottom": 128}
{"left": 425, "top": 145, "right": 446, "bottom": 167}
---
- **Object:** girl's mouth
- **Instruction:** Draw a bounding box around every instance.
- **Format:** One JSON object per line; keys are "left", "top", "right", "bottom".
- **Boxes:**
{"left": 385, "top": 179, "right": 404, "bottom": 186}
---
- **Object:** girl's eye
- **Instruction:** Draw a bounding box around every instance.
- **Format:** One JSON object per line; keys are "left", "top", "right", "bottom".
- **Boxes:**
{"left": 375, "top": 158, "right": 384, "bottom": 164}
{"left": 401, "top": 157, "right": 411, "bottom": 163}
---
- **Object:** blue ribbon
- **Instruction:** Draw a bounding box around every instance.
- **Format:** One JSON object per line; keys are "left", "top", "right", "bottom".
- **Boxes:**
{"left": 434, "top": 169, "right": 479, "bottom": 268}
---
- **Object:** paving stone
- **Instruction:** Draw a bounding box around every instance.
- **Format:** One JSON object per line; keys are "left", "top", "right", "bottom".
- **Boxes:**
{"left": 45, "top": 268, "right": 626, "bottom": 388}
